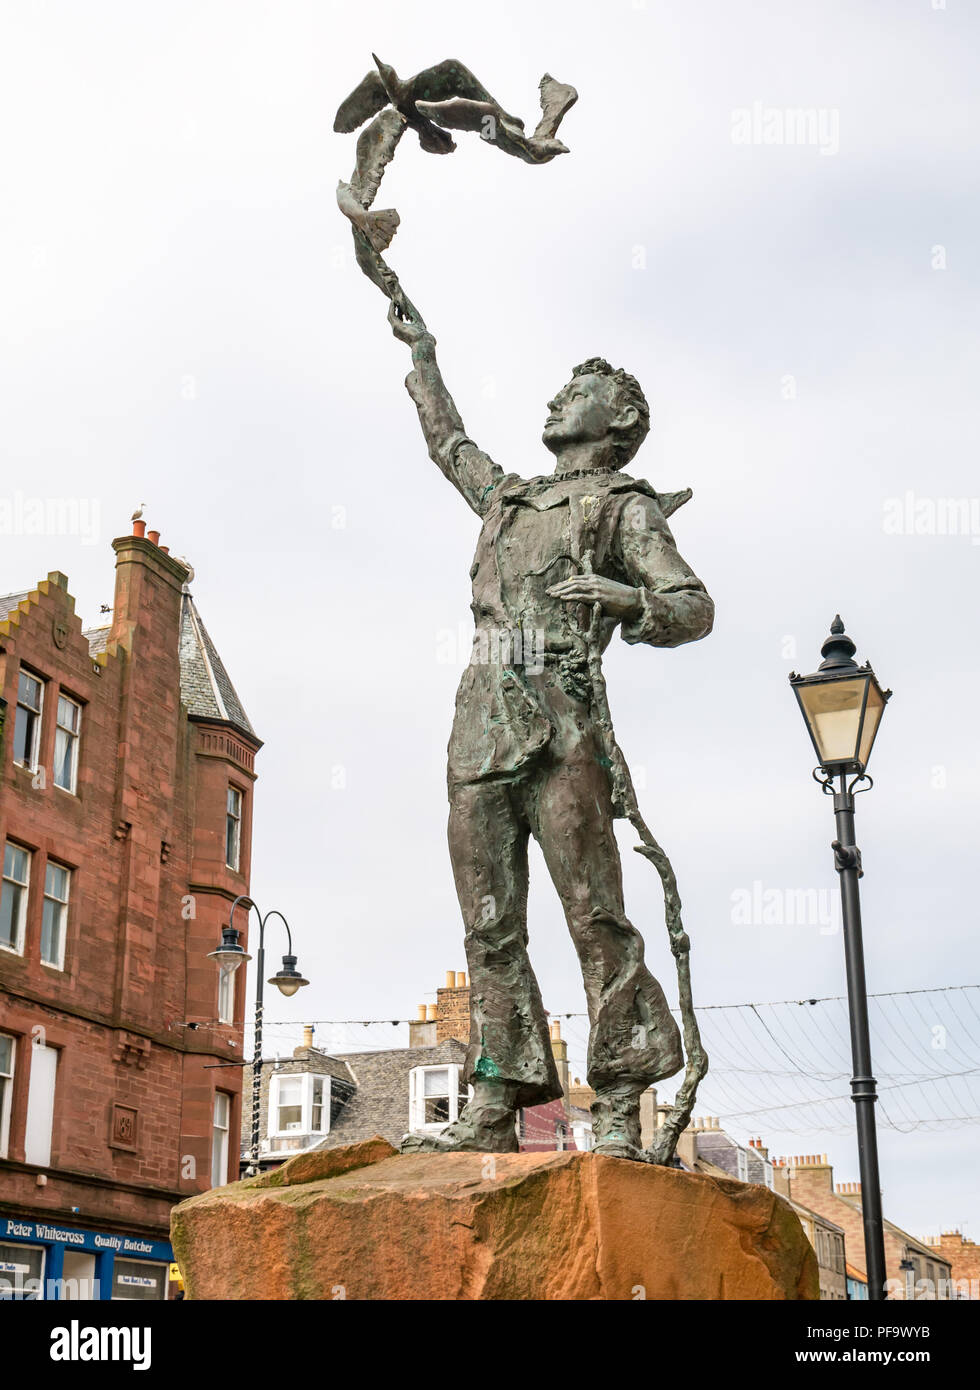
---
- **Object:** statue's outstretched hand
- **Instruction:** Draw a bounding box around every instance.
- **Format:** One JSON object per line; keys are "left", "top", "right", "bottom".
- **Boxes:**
{"left": 388, "top": 300, "right": 432, "bottom": 350}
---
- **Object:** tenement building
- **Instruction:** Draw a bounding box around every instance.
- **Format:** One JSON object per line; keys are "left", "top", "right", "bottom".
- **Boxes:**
{"left": 0, "top": 520, "right": 260, "bottom": 1300}
{"left": 773, "top": 1154, "right": 953, "bottom": 1299}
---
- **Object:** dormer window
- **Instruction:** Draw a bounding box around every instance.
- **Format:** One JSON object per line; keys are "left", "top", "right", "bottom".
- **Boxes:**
{"left": 267, "top": 1072, "right": 331, "bottom": 1152}
{"left": 408, "top": 1064, "right": 470, "bottom": 1132}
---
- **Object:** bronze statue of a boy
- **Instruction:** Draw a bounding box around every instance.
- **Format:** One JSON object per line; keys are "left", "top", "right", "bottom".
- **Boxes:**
{"left": 391, "top": 305, "right": 714, "bottom": 1160}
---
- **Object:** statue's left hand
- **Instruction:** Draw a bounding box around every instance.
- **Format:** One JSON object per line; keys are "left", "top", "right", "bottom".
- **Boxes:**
{"left": 388, "top": 299, "right": 432, "bottom": 350}
{"left": 547, "top": 575, "right": 641, "bottom": 622}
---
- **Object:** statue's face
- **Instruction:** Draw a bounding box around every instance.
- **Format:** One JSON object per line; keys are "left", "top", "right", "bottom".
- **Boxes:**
{"left": 542, "top": 374, "right": 623, "bottom": 453}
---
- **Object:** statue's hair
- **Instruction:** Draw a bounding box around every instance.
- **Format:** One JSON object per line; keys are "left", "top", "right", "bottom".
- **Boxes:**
{"left": 572, "top": 357, "right": 650, "bottom": 468}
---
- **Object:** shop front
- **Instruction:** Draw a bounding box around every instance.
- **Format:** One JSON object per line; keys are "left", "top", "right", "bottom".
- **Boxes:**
{"left": 0, "top": 1215, "right": 173, "bottom": 1301}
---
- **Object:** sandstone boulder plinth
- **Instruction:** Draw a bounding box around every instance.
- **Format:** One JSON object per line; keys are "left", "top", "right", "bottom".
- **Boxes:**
{"left": 171, "top": 1140, "right": 818, "bottom": 1300}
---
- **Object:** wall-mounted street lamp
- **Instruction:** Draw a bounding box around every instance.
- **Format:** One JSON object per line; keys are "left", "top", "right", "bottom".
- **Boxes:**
{"left": 790, "top": 617, "right": 892, "bottom": 1302}
{"left": 209, "top": 896, "right": 309, "bottom": 1178}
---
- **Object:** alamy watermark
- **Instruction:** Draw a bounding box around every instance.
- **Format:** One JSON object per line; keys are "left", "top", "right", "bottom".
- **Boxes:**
{"left": 0, "top": 492, "right": 101, "bottom": 545}
{"left": 436, "top": 624, "right": 545, "bottom": 674}
{"left": 883, "top": 490, "right": 980, "bottom": 544}
{"left": 731, "top": 102, "right": 839, "bottom": 156}
{"left": 731, "top": 880, "right": 841, "bottom": 934}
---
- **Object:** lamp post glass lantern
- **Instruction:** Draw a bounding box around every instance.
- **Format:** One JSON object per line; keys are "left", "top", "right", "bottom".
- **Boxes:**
{"left": 790, "top": 616, "right": 891, "bottom": 776}
{"left": 789, "top": 617, "right": 891, "bottom": 1302}
{"left": 209, "top": 896, "right": 309, "bottom": 1179}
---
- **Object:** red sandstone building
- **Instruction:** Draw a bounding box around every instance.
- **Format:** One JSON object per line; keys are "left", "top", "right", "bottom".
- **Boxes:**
{"left": 0, "top": 523, "right": 259, "bottom": 1300}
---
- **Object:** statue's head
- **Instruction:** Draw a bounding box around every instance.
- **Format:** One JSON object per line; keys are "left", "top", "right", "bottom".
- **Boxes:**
{"left": 542, "top": 358, "right": 650, "bottom": 469}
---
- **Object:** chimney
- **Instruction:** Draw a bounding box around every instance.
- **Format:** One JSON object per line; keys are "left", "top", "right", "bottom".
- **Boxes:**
{"left": 436, "top": 970, "right": 470, "bottom": 1045}
{"left": 787, "top": 1153, "right": 835, "bottom": 1193}
{"left": 104, "top": 530, "right": 191, "bottom": 1029}
{"left": 110, "top": 529, "right": 189, "bottom": 655}
{"left": 409, "top": 1001, "right": 438, "bottom": 1048}
{"left": 549, "top": 1019, "right": 570, "bottom": 1103}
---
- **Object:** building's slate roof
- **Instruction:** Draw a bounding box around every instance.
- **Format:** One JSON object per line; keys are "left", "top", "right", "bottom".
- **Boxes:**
{"left": 0, "top": 591, "right": 29, "bottom": 619}
{"left": 314, "top": 1041, "right": 469, "bottom": 1150}
{"left": 178, "top": 593, "right": 255, "bottom": 739}
{"left": 83, "top": 625, "right": 111, "bottom": 656}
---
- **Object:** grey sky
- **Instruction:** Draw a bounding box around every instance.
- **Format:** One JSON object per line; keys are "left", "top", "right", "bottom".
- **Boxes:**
{"left": 2, "top": 0, "right": 978, "bottom": 1243}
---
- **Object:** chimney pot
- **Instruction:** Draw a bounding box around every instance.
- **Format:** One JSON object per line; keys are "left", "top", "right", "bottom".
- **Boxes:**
{"left": 425, "top": 1004, "right": 437, "bottom": 1021}
{"left": 445, "top": 971, "right": 455, "bottom": 988}
{"left": 302, "top": 1024, "right": 314, "bottom": 1049}
{"left": 417, "top": 1005, "right": 426, "bottom": 1021}
{"left": 159, "top": 545, "right": 170, "bottom": 555}
{"left": 147, "top": 530, "right": 160, "bottom": 546}
{"left": 133, "top": 520, "right": 146, "bottom": 538}
{"left": 456, "top": 971, "right": 466, "bottom": 988}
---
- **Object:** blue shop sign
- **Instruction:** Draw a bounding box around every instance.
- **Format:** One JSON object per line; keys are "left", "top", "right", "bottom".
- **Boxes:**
{"left": 1, "top": 1217, "right": 172, "bottom": 1264}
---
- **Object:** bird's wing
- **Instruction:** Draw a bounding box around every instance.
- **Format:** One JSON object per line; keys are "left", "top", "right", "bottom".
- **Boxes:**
{"left": 533, "top": 74, "right": 578, "bottom": 141}
{"left": 415, "top": 96, "right": 502, "bottom": 135}
{"left": 334, "top": 70, "right": 389, "bottom": 133}
{"left": 337, "top": 181, "right": 400, "bottom": 253}
{"left": 349, "top": 109, "right": 407, "bottom": 209}
{"left": 409, "top": 58, "right": 523, "bottom": 128}
{"left": 417, "top": 98, "right": 568, "bottom": 165}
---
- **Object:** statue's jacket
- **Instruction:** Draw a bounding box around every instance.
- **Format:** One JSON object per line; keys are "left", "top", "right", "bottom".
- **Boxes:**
{"left": 432, "top": 434, "right": 714, "bottom": 794}
{"left": 403, "top": 362, "right": 714, "bottom": 793}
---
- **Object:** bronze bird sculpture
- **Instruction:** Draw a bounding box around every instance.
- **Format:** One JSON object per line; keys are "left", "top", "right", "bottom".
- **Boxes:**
{"left": 334, "top": 55, "right": 525, "bottom": 155}
{"left": 334, "top": 57, "right": 578, "bottom": 318}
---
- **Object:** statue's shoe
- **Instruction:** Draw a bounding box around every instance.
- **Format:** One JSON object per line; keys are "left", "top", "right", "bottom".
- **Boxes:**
{"left": 593, "top": 1138, "right": 652, "bottom": 1163}
{"left": 399, "top": 1102, "right": 520, "bottom": 1155}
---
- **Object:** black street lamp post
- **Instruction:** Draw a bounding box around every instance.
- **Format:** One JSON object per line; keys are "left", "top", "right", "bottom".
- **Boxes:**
{"left": 209, "top": 895, "right": 309, "bottom": 1178}
{"left": 790, "top": 617, "right": 892, "bottom": 1301}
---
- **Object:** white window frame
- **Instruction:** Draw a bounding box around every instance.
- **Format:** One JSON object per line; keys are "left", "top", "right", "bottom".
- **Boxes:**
{"left": 0, "top": 1033, "right": 15, "bottom": 1159}
{"left": 225, "top": 786, "right": 243, "bottom": 871}
{"left": 40, "top": 861, "right": 70, "bottom": 970}
{"left": 53, "top": 693, "right": 82, "bottom": 794}
{"left": 408, "top": 1064, "right": 470, "bottom": 1132}
{"left": 736, "top": 1148, "right": 749, "bottom": 1182}
{"left": 13, "top": 669, "right": 43, "bottom": 772}
{"left": 268, "top": 1072, "right": 331, "bottom": 1141}
{"left": 211, "top": 1091, "right": 230, "bottom": 1187}
{"left": 571, "top": 1121, "right": 593, "bottom": 1152}
{"left": 1, "top": 841, "right": 31, "bottom": 957}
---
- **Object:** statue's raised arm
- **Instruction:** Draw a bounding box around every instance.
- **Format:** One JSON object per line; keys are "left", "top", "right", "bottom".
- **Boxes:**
{"left": 334, "top": 58, "right": 577, "bottom": 514}
{"left": 387, "top": 302, "right": 505, "bottom": 516}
